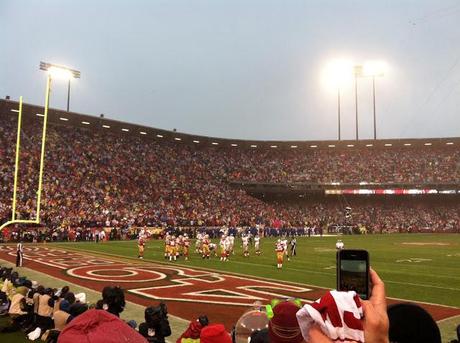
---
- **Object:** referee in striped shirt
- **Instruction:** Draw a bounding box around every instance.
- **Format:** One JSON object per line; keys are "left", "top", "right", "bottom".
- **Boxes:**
{"left": 16, "top": 240, "right": 23, "bottom": 267}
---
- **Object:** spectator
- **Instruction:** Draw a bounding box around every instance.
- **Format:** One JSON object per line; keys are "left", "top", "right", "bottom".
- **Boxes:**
{"left": 138, "top": 304, "right": 171, "bottom": 343}
{"left": 28, "top": 287, "right": 55, "bottom": 340}
{"left": 53, "top": 300, "right": 72, "bottom": 331}
{"left": 1, "top": 286, "right": 30, "bottom": 332}
{"left": 387, "top": 303, "right": 441, "bottom": 343}
{"left": 100, "top": 286, "right": 126, "bottom": 317}
{"left": 200, "top": 324, "right": 232, "bottom": 343}
{"left": 176, "top": 315, "right": 209, "bottom": 342}
{"left": 249, "top": 328, "right": 269, "bottom": 343}
{"left": 58, "top": 309, "right": 147, "bottom": 343}
{"left": 296, "top": 268, "right": 389, "bottom": 343}
{"left": 233, "top": 305, "right": 269, "bottom": 343}
{"left": 267, "top": 300, "right": 304, "bottom": 343}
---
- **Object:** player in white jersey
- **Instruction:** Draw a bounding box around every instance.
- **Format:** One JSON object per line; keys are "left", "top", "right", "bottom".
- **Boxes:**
{"left": 254, "top": 235, "right": 261, "bottom": 255}
{"left": 336, "top": 239, "right": 344, "bottom": 250}
{"left": 222, "top": 236, "right": 231, "bottom": 261}
{"left": 219, "top": 235, "right": 227, "bottom": 261}
{"left": 195, "top": 232, "right": 203, "bottom": 254}
{"left": 281, "top": 237, "right": 288, "bottom": 257}
{"left": 220, "top": 226, "right": 229, "bottom": 237}
{"left": 138, "top": 227, "right": 145, "bottom": 238}
{"left": 209, "top": 242, "right": 218, "bottom": 257}
{"left": 242, "top": 235, "right": 250, "bottom": 257}
{"left": 176, "top": 235, "right": 182, "bottom": 258}
{"left": 229, "top": 234, "right": 235, "bottom": 255}
{"left": 183, "top": 234, "right": 190, "bottom": 261}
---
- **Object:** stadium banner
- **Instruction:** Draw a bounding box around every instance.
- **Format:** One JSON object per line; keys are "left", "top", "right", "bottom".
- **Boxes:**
{"left": 325, "top": 188, "right": 460, "bottom": 195}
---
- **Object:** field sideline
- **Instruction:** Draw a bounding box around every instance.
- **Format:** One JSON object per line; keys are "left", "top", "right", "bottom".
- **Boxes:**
{"left": 50, "top": 233, "right": 460, "bottom": 308}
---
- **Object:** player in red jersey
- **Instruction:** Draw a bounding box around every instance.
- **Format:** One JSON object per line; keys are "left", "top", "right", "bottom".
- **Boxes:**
{"left": 138, "top": 235, "right": 145, "bottom": 259}
{"left": 169, "top": 235, "right": 177, "bottom": 261}
{"left": 202, "top": 234, "right": 210, "bottom": 259}
{"left": 275, "top": 239, "right": 284, "bottom": 269}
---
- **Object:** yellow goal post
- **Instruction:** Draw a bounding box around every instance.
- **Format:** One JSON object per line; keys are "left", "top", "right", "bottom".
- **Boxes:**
{"left": 0, "top": 75, "right": 51, "bottom": 231}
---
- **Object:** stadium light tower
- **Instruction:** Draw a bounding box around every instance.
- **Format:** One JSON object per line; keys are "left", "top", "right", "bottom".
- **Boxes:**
{"left": 363, "top": 61, "right": 387, "bottom": 140}
{"left": 353, "top": 65, "right": 363, "bottom": 140}
{"left": 36, "top": 62, "right": 79, "bottom": 222}
{"left": 39, "top": 62, "right": 81, "bottom": 112}
{"left": 323, "top": 60, "right": 353, "bottom": 141}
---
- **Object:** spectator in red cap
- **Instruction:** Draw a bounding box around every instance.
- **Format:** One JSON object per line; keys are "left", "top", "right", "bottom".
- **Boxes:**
{"left": 200, "top": 324, "right": 232, "bottom": 343}
{"left": 268, "top": 301, "right": 304, "bottom": 343}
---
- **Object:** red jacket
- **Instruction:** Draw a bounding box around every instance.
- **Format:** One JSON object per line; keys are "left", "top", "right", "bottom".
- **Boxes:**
{"left": 176, "top": 320, "right": 205, "bottom": 342}
{"left": 58, "top": 309, "right": 147, "bottom": 343}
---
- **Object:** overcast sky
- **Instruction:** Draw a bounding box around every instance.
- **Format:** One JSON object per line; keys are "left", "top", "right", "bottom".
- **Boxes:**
{"left": 1, "top": 0, "right": 459, "bottom": 140}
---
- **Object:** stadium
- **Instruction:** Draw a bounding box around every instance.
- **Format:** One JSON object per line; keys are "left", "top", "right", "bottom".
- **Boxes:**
{"left": 1, "top": 2, "right": 460, "bottom": 343}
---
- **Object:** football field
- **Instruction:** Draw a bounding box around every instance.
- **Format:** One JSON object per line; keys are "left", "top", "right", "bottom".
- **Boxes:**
{"left": 52, "top": 233, "right": 460, "bottom": 308}
{"left": 1, "top": 233, "right": 459, "bottom": 343}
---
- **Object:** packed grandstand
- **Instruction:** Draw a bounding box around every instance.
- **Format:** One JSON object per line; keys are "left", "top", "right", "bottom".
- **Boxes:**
{"left": 1, "top": 99, "right": 458, "bottom": 236}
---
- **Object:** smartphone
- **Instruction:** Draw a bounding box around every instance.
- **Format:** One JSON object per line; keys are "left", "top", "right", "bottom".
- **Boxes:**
{"left": 337, "top": 249, "right": 370, "bottom": 300}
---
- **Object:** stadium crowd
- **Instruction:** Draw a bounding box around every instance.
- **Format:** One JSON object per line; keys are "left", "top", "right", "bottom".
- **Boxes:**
{"left": 0, "top": 264, "right": 172, "bottom": 342}
{"left": 217, "top": 146, "right": 459, "bottom": 184}
{"left": 1, "top": 112, "right": 459, "bottom": 233}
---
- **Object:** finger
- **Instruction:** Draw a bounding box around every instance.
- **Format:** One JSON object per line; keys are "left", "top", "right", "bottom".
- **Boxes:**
{"left": 369, "top": 268, "right": 387, "bottom": 310}
{"left": 369, "top": 268, "right": 385, "bottom": 296}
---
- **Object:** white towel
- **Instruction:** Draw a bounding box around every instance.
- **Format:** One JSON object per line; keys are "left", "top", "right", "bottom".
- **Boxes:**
{"left": 296, "top": 290, "right": 364, "bottom": 343}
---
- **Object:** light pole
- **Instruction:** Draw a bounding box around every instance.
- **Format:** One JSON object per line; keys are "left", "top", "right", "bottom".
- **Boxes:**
{"left": 363, "top": 61, "right": 386, "bottom": 140}
{"left": 353, "top": 65, "right": 363, "bottom": 141}
{"left": 37, "top": 62, "right": 79, "bottom": 221}
{"left": 323, "top": 59, "right": 352, "bottom": 141}
{"left": 372, "top": 76, "right": 376, "bottom": 139}
{"left": 337, "top": 87, "right": 341, "bottom": 140}
{"left": 67, "top": 79, "right": 71, "bottom": 112}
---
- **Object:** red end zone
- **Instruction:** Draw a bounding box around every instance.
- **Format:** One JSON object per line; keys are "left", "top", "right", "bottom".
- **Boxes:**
{"left": 0, "top": 245, "right": 458, "bottom": 328}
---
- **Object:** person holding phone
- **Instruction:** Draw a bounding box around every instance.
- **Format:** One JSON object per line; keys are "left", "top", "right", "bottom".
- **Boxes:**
{"left": 304, "top": 268, "right": 389, "bottom": 343}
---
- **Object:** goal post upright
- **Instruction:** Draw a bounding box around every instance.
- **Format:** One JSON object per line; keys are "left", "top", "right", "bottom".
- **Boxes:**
{"left": 0, "top": 75, "right": 51, "bottom": 231}
{"left": 11, "top": 96, "right": 24, "bottom": 221}
{"left": 35, "top": 74, "right": 51, "bottom": 223}
{"left": 1, "top": 62, "right": 79, "bottom": 233}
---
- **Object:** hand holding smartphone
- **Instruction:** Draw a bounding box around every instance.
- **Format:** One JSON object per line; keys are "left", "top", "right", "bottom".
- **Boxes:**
{"left": 337, "top": 249, "right": 370, "bottom": 300}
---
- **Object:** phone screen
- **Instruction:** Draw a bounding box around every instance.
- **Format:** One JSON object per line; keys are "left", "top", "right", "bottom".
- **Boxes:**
{"left": 339, "top": 255, "right": 369, "bottom": 299}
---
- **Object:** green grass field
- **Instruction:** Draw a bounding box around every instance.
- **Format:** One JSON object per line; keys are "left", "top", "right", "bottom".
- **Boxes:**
{"left": 52, "top": 233, "right": 460, "bottom": 308}
{"left": 2, "top": 233, "right": 459, "bottom": 343}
